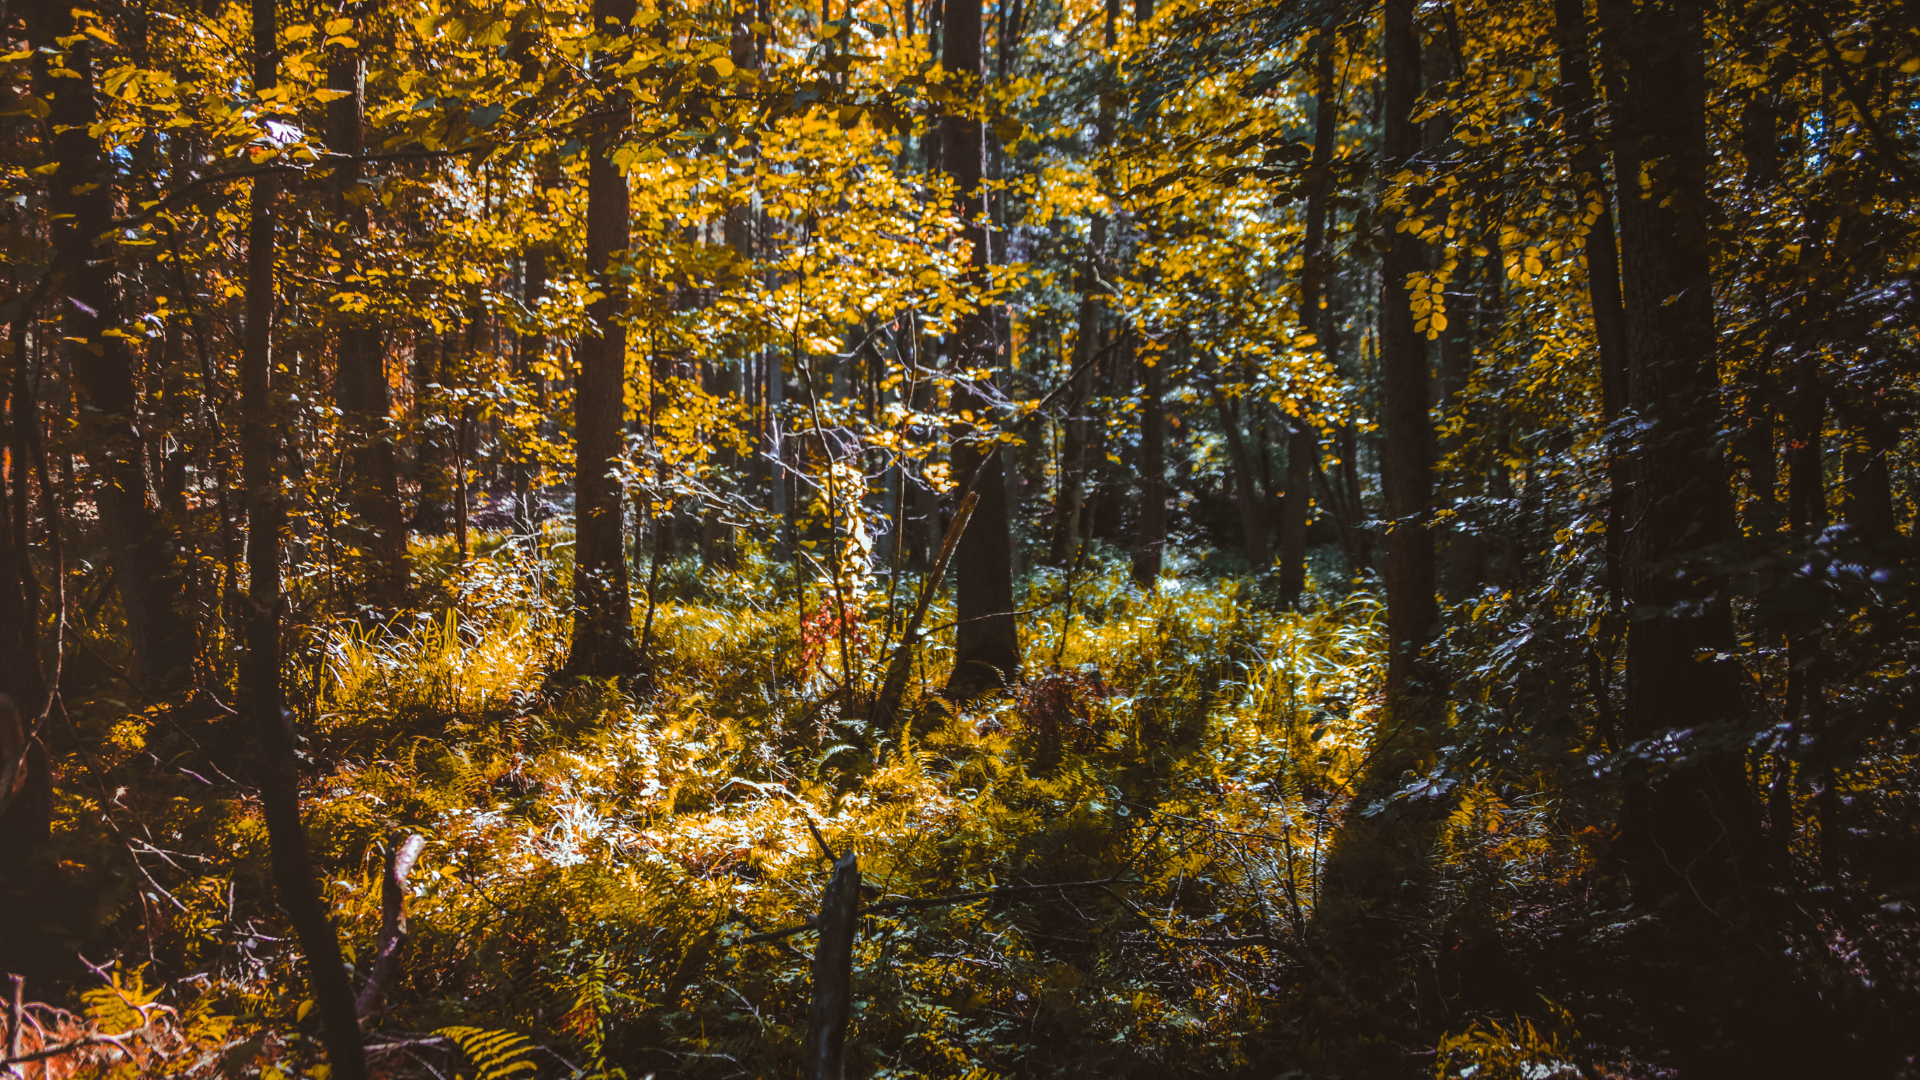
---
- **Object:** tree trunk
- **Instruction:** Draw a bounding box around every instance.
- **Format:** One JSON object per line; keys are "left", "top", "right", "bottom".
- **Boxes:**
{"left": 1131, "top": 345, "right": 1167, "bottom": 589}
{"left": 515, "top": 228, "right": 549, "bottom": 535}
{"left": 29, "top": 1, "right": 189, "bottom": 686}
{"left": 1553, "top": 0, "right": 1628, "bottom": 612}
{"left": 1311, "top": 1, "right": 1445, "bottom": 1013}
{"left": 240, "top": 2, "right": 367, "bottom": 1075}
{"left": 1049, "top": 221, "right": 1102, "bottom": 567}
{"left": 1215, "top": 392, "right": 1269, "bottom": 569}
{"left": 1281, "top": 33, "right": 1339, "bottom": 606}
{"left": 562, "top": 0, "right": 640, "bottom": 681}
{"left": 0, "top": 306, "right": 52, "bottom": 861}
{"left": 1841, "top": 398, "right": 1895, "bottom": 544}
{"left": 411, "top": 331, "right": 449, "bottom": 535}
{"left": 1377, "top": 0, "right": 1438, "bottom": 711}
{"left": 327, "top": 27, "right": 406, "bottom": 603}
{"left": 942, "top": 0, "right": 1019, "bottom": 696}
{"left": 1601, "top": 0, "right": 1767, "bottom": 912}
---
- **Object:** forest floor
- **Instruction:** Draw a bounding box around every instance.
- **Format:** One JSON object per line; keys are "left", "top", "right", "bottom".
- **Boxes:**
{"left": 1, "top": 531, "right": 1837, "bottom": 1079}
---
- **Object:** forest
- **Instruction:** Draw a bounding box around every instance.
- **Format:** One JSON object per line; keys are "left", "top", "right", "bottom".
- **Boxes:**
{"left": 1, "top": 0, "right": 1917, "bottom": 1075}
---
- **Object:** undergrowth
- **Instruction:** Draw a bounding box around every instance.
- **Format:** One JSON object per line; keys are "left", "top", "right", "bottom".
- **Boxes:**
{"left": 19, "top": 534, "right": 1616, "bottom": 1078}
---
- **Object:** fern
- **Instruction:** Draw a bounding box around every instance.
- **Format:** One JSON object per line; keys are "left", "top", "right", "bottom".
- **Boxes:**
{"left": 437, "top": 1025, "right": 539, "bottom": 1080}
{"left": 81, "top": 964, "right": 164, "bottom": 1035}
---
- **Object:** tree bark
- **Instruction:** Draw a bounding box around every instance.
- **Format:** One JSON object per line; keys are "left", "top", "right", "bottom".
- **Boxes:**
{"left": 1281, "top": 33, "right": 1339, "bottom": 606}
{"left": 0, "top": 303, "right": 52, "bottom": 860}
{"left": 327, "top": 23, "right": 406, "bottom": 603}
{"left": 1311, "top": 2, "right": 1446, "bottom": 1012}
{"left": 1553, "top": 0, "right": 1628, "bottom": 611}
{"left": 1049, "top": 220, "right": 1102, "bottom": 567}
{"left": 802, "top": 851, "right": 860, "bottom": 1080}
{"left": 30, "top": 1, "right": 189, "bottom": 686}
{"left": 1131, "top": 347, "right": 1167, "bottom": 589}
{"left": 1601, "top": 0, "right": 1767, "bottom": 912}
{"left": 562, "top": 0, "right": 640, "bottom": 680}
{"left": 240, "top": 2, "right": 367, "bottom": 1075}
{"left": 1215, "top": 391, "right": 1269, "bottom": 569}
{"left": 942, "top": 0, "right": 1019, "bottom": 695}
{"left": 1377, "top": 0, "right": 1438, "bottom": 711}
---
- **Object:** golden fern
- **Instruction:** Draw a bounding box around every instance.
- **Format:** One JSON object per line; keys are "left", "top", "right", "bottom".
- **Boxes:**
{"left": 437, "top": 1025, "right": 539, "bottom": 1080}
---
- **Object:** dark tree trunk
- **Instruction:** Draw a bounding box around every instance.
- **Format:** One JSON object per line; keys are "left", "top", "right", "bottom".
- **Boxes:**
{"left": 1601, "top": 0, "right": 1767, "bottom": 912}
{"left": 239, "top": 2, "right": 366, "bottom": 1075}
{"left": 30, "top": 1, "right": 189, "bottom": 686}
{"left": 942, "top": 0, "right": 1019, "bottom": 695}
{"left": 1311, "top": 2, "right": 1446, "bottom": 1013}
{"left": 562, "top": 0, "right": 640, "bottom": 681}
{"left": 1, "top": 303, "right": 52, "bottom": 861}
{"left": 1051, "top": 0, "right": 1116, "bottom": 568}
{"left": 1215, "top": 392, "right": 1269, "bottom": 568}
{"left": 327, "top": 27, "right": 406, "bottom": 603}
{"left": 709, "top": 18, "right": 757, "bottom": 572}
{"left": 515, "top": 227, "right": 549, "bottom": 535}
{"left": 1282, "top": 33, "right": 1339, "bottom": 606}
{"left": 1842, "top": 402, "right": 1896, "bottom": 543}
{"left": 1377, "top": 0, "right": 1438, "bottom": 711}
{"left": 1049, "top": 221, "right": 1102, "bottom": 567}
{"left": 1131, "top": 345, "right": 1167, "bottom": 589}
{"left": 1553, "top": 0, "right": 1628, "bottom": 609}
{"left": 411, "top": 331, "right": 449, "bottom": 535}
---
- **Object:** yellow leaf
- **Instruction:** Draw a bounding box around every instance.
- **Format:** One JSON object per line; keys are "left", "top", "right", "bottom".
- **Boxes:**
{"left": 711, "top": 56, "right": 735, "bottom": 77}
{"left": 297, "top": 998, "right": 316, "bottom": 1022}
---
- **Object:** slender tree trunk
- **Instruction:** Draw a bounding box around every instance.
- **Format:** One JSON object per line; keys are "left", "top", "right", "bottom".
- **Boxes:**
{"left": 1841, "top": 401, "right": 1895, "bottom": 543}
{"left": 1049, "top": 219, "right": 1103, "bottom": 567}
{"left": 1601, "top": 0, "right": 1767, "bottom": 912}
{"left": 1312, "top": 2, "right": 1447, "bottom": 1014}
{"left": 942, "top": 0, "right": 1019, "bottom": 695}
{"left": 710, "top": 13, "right": 758, "bottom": 571}
{"left": 240, "top": 2, "right": 366, "bottom": 1074}
{"left": 411, "top": 331, "right": 449, "bottom": 534}
{"left": 1049, "top": 0, "right": 1116, "bottom": 567}
{"left": 562, "top": 0, "right": 640, "bottom": 680}
{"left": 327, "top": 24, "right": 406, "bottom": 603}
{"left": 29, "top": 2, "right": 188, "bottom": 686}
{"left": 1215, "top": 392, "right": 1269, "bottom": 568}
{"left": 515, "top": 221, "right": 549, "bottom": 535}
{"left": 1282, "top": 33, "right": 1340, "bottom": 605}
{"left": 0, "top": 299, "right": 52, "bottom": 861}
{"left": 1553, "top": 0, "right": 1628, "bottom": 613}
{"left": 1377, "top": 0, "right": 1438, "bottom": 711}
{"left": 1132, "top": 345, "right": 1167, "bottom": 588}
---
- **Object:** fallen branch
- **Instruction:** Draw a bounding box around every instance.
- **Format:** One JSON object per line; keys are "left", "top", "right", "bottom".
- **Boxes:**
{"left": 355, "top": 833, "right": 427, "bottom": 1023}
{"left": 3, "top": 1032, "right": 133, "bottom": 1067}
{"left": 867, "top": 490, "right": 980, "bottom": 733}
{"left": 803, "top": 852, "right": 860, "bottom": 1080}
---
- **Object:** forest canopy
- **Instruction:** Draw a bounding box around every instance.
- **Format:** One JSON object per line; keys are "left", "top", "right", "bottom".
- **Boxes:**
{"left": 1, "top": 0, "right": 1918, "bottom": 1076}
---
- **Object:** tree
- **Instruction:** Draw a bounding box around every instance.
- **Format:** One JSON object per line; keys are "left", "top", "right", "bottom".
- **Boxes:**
{"left": 28, "top": 0, "right": 190, "bottom": 687}
{"left": 1376, "top": 0, "right": 1439, "bottom": 723}
{"left": 1280, "top": 29, "right": 1340, "bottom": 607}
{"left": 1599, "top": 0, "right": 1767, "bottom": 913}
{"left": 562, "top": 0, "right": 641, "bottom": 682}
{"left": 943, "top": 0, "right": 1019, "bottom": 696}
{"left": 239, "top": 0, "right": 367, "bottom": 1074}
{"left": 326, "top": 6, "right": 407, "bottom": 604}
